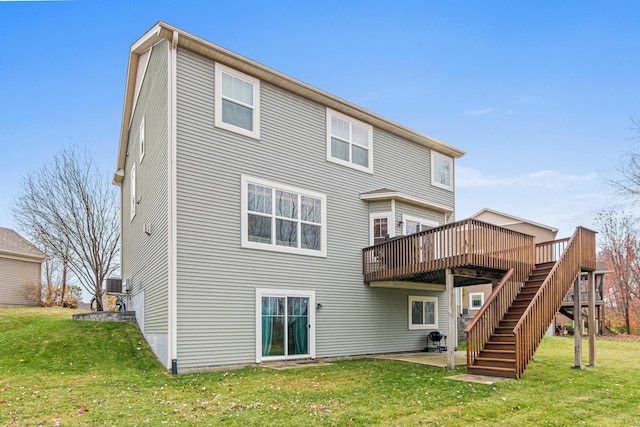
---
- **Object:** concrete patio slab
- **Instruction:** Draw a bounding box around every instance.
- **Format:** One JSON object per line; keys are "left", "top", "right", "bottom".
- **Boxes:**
{"left": 445, "top": 373, "right": 512, "bottom": 384}
{"left": 374, "top": 351, "right": 467, "bottom": 368}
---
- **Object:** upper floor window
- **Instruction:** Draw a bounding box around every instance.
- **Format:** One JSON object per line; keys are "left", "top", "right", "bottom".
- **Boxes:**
{"left": 215, "top": 63, "right": 260, "bottom": 139}
{"left": 326, "top": 109, "right": 373, "bottom": 173}
{"left": 130, "top": 163, "right": 136, "bottom": 221}
{"left": 139, "top": 117, "right": 145, "bottom": 162}
{"left": 241, "top": 176, "right": 326, "bottom": 257}
{"left": 431, "top": 151, "right": 453, "bottom": 191}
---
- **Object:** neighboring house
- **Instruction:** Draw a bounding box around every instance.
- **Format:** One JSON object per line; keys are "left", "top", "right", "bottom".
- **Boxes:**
{"left": 113, "top": 22, "right": 465, "bottom": 373}
{"left": 0, "top": 227, "right": 47, "bottom": 307}
{"left": 460, "top": 208, "right": 559, "bottom": 316}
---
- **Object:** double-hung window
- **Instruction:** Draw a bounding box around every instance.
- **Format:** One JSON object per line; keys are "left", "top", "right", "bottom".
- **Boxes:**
{"left": 326, "top": 108, "right": 373, "bottom": 173}
{"left": 408, "top": 295, "right": 437, "bottom": 330}
{"left": 241, "top": 176, "right": 326, "bottom": 257}
{"left": 215, "top": 63, "right": 260, "bottom": 139}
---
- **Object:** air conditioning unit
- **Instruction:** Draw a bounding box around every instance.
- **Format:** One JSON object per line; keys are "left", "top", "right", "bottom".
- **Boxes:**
{"left": 106, "top": 278, "right": 122, "bottom": 293}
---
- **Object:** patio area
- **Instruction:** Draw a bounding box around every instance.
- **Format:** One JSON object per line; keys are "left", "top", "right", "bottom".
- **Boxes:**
{"left": 374, "top": 351, "right": 467, "bottom": 368}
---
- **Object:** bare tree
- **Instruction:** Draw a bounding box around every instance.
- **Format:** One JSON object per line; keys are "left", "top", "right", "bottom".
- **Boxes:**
{"left": 610, "top": 117, "right": 640, "bottom": 199}
{"left": 12, "top": 147, "right": 120, "bottom": 311}
{"left": 595, "top": 209, "right": 640, "bottom": 334}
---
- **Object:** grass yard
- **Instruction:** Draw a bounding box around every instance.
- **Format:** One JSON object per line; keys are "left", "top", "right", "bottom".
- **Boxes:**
{"left": 1, "top": 308, "right": 639, "bottom": 426}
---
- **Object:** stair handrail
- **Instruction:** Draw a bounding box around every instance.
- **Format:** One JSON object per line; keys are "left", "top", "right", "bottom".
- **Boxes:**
{"left": 512, "top": 227, "right": 596, "bottom": 378}
{"left": 465, "top": 268, "right": 515, "bottom": 368}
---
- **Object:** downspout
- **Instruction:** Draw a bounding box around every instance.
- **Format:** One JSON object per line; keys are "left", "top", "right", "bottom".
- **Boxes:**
{"left": 167, "top": 30, "right": 179, "bottom": 374}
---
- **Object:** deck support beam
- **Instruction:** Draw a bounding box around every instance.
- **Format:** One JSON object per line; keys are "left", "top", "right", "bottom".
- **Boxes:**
{"left": 587, "top": 270, "right": 596, "bottom": 367}
{"left": 572, "top": 274, "right": 584, "bottom": 370}
{"left": 446, "top": 268, "right": 455, "bottom": 371}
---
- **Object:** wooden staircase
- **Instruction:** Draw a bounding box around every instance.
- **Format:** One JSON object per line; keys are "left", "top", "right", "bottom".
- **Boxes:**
{"left": 468, "top": 263, "right": 555, "bottom": 378}
{"left": 465, "top": 227, "right": 597, "bottom": 379}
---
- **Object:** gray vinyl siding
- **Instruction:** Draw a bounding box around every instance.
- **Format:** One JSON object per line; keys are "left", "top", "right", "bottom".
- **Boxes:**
{"left": 174, "top": 47, "right": 455, "bottom": 369}
{"left": 0, "top": 257, "right": 40, "bottom": 307}
{"left": 121, "top": 41, "right": 169, "bottom": 334}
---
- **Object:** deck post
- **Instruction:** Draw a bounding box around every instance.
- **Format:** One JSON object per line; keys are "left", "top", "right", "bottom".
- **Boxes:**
{"left": 446, "top": 268, "right": 455, "bottom": 371}
{"left": 572, "top": 274, "right": 584, "bottom": 369}
{"left": 587, "top": 270, "right": 596, "bottom": 367}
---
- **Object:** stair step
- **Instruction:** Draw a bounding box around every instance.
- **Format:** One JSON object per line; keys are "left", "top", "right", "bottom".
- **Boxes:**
{"left": 474, "top": 357, "right": 516, "bottom": 369}
{"left": 503, "top": 313, "right": 522, "bottom": 320}
{"left": 468, "top": 365, "right": 517, "bottom": 379}
{"left": 485, "top": 342, "right": 516, "bottom": 351}
{"left": 478, "top": 349, "right": 515, "bottom": 358}
{"left": 490, "top": 334, "right": 515, "bottom": 343}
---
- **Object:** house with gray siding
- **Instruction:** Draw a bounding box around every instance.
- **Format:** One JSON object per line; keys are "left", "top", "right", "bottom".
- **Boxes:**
{"left": 0, "top": 227, "right": 47, "bottom": 307}
{"left": 114, "top": 22, "right": 601, "bottom": 380}
{"left": 113, "top": 22, "right": 464, "bottom": 373}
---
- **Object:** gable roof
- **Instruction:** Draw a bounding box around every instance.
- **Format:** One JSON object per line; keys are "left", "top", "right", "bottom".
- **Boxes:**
{"left": 114, "top": 21, "right": 466, "bottom": 183}
{"left": 471, "top": 208, "right": 559, "bottom": 234}
{"left": 0, "top": 227, "right": 47, "bottom": 262}
{"left": 360, "top": 188, "right": 453, "bottom": 214}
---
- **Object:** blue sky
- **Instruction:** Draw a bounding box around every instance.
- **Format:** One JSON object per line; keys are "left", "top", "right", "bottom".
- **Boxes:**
{"left": 1, "top": 0, "right": 639, "bottom": 240}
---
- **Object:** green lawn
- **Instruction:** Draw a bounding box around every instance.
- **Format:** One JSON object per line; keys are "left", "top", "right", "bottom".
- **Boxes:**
{"left": 1, "top": 308, "right": 639, "bottom": 426}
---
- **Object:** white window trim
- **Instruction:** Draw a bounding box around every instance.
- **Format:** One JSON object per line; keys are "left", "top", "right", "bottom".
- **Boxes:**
{"left": 130, "top": 163, "right": 136, "bottom": 221}
{"left": 241, "top": 175, "right": 327, "bottom": 257}
{"left": 401, "top": 214, "right": 439, "bottom": 235}
{"left": 255, "top": 288, "right": 316, "bottom": 363}
{"left": 408, "top": 295, "right": 438, "bottom": 330}
{"left": 369, "top": 212, "right": 393, "bottom": 246}
{"left": 215, "top": 62, "right": 260, "bottom": 139}
{"left": 326, "top": 108, "right": 373, "bottom": 174}
{"left": 469, "top": 292, "right": 485, "bottom": 310}
{"left": 139, "top": 117, "right": 145, "bottom": 162}
{"left": 431, "top": 151, "right": 453, "bottom": 191}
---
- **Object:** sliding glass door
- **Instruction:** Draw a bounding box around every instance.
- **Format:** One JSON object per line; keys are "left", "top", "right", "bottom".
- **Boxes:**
{"left": 258, "top": 290, "right": 314, "bottom": 361}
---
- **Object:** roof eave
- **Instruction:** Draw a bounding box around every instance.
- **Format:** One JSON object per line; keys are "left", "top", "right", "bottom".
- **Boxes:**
{"left": 360, "top": 191, "right": 453, "bottom": 214}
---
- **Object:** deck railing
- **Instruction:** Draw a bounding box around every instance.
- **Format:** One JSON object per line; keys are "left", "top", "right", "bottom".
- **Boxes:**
{"left": 465, "top": 268, "right": 517, "bottom": 368}
{"left": 512, "top": 227, "right": 596, "bottom": 378}
{"left": 535, "top": 238, "right": 570, "bottom": 264}
{"left": 362, "top": 219, "right": 535, "bottom": 284}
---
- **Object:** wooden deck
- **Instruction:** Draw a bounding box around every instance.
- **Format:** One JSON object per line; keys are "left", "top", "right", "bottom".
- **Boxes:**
{"left": 362, "top": 219, "right": 536, "bottom": 287}
{"left": 362, "top": 219, "right": 597, "bottom": 379}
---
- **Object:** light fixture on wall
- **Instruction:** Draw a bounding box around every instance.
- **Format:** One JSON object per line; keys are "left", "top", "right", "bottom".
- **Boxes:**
{"left": 397, "top": 220, "right": 404, "bottom": 227}
{"left": 316, "top": 303, "right": 323, "bottom": 310}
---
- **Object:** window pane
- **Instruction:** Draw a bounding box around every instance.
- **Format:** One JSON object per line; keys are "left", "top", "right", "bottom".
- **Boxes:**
{"left": 248, "top": 184, "right": 272, "bottom": 214}
{"left": 331, "top": 137, "right": 349, "bottom": 162}
{"left": 262, "top": 297, "right": 285, "bottom": 357}
{"left": 276, "top": 219, "right": 297, "bottom": 247}
{"left": 374, "top": 218, "right": 388, "bottom": 238}
{"left": 301, "top": 224, "right": 321, "bottom": 250}
{"left": 412, "top": 301, "right": 423, "bottom": 325}
{"left": 352, "top": 124, "right": 369, "bottom": 147}
{"left": 331, "top": 116, "right": 349, "bottom": 140}
{"left": 424, "top": 301, "right": 435, "bottom": 325}
{"left": 243, "top": 80, "right": 254, "bottom": 105}
{"left": 352, "top": 145, "right": 368, "bottom": 167}
{"left": 276, "top": 191, "right": 297, "bottom": 219}
{"left": 406, "top": 220, "right": 419, "bottom": 235}
{"left": 434, "top": 156, "right": 451, "bottom": 186}
{"left": 287, "top": 297, "right": 309, "bottom": 355}
{"left": 221, "top": 72, "right": 233, "bottom": 98}
{"left": 248, "top": 214, "right": 271, "bottom": 243}
{"left": 301, "top": 196, "right": 321, "bottom": 223}
{"left": 222, "top": 99, "right": 253, "bottom": 131}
